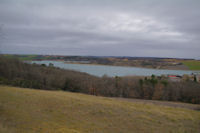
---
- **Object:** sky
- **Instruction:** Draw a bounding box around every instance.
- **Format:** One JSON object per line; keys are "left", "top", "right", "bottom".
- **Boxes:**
{"left": 0, "top": 0, "right": 200, "bottom": 59}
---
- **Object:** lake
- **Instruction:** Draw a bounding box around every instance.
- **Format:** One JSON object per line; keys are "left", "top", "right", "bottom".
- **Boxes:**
{"left": 31, "top": 60, "right": 198, "bottom": 77}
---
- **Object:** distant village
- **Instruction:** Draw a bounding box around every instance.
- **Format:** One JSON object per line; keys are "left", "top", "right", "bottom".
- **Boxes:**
{"left": 167, "top": 72, "right": 200, "bottom": 82}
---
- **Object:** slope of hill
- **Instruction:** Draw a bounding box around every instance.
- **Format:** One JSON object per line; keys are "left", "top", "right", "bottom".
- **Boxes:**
{"left": 0, "top": 85, "right": 200, "bottom": 133}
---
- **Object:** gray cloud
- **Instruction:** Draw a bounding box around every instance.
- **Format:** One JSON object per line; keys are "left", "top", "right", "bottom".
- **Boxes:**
{"left": 0, "top": 0, "right": 200, "bottom": 59}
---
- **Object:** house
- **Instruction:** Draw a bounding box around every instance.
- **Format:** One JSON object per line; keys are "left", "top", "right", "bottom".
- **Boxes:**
{"left": 194, "top": 74, "right": 200, "bottom": 82}
{"left": 196, "top": 75, "right": 200, "bottom": 82}
{"left": 168, "top": 75, "right": 182, "bottom": 82}
{"left": 192, "top": 72, "right": 200, "bottom": 82}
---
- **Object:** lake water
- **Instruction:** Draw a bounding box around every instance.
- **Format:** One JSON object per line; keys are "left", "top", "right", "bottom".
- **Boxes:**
{"left": 31, "top": 60, "right": 198, "bottom": 77}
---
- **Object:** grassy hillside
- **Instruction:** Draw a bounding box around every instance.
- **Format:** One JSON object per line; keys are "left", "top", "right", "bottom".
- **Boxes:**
{"left": 0, "top": 86, "right": 200, "bottom": 133}
{"left": 183, "top": 60, "right": 200, "bottom": 70}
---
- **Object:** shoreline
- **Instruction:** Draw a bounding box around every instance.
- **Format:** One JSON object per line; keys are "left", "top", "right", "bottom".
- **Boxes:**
{"left": 31, "top": 59, "right": 197, "bottom": 71}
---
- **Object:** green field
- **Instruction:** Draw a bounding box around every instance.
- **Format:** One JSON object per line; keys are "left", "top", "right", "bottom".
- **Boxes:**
{"left": 2, "top": 54, "right": 37, "bottom": 60}
{"left": 1, "top": 54, "right": 52, "bottom": 61}
{"left": 183, "top": 60, "right": 200, "bottom": 70}
{"left": 0, "top": 85, "right": 200, "bottom": 133}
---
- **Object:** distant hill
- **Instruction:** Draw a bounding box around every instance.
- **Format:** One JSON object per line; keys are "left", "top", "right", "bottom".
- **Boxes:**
{"left": 2, "top": 54, "right": 199, "bottom": 70}
{"left": 0, "top": 85, "right": 200, "bottom": 133}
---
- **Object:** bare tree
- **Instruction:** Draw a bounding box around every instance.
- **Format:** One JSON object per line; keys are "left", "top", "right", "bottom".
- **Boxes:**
{"left": 0, "top": 24, "right": 5, "bottom": 54}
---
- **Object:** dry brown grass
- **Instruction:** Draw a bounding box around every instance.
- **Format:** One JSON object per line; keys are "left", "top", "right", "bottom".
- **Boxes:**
{"left": 0, "top": 85, "right": 200, "bottom": 133}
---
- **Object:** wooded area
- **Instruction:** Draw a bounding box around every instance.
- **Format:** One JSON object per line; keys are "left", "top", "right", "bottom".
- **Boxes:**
{"left": 0, "top": 56, "right": 200, "bottom": 104}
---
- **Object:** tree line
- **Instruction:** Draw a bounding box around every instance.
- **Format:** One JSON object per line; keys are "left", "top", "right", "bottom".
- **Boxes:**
{"left": 0, "top": 56, "right": 200, "bottom": 104}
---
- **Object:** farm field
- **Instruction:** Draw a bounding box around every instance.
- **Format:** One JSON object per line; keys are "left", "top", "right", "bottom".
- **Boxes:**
{"left": 182, "top": 60, "right": 200, "bottom": 70}
{"left": 2, "top": 54, "right": 51, "bottom": 61}
{"left": 0, "top": 85, "right": 200, "bottom": 133}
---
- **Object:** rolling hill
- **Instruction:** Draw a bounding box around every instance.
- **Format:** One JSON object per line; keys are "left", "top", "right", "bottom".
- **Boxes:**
{"left": 0, "top": 85, "right": 200, "bottom": 133}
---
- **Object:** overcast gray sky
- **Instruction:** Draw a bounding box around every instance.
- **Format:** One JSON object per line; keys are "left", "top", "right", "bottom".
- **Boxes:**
{"left": 0, "top": 0, "right": 200, "bottom": 59}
